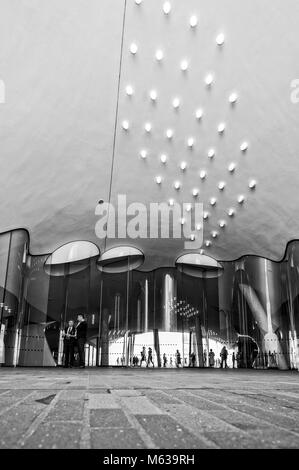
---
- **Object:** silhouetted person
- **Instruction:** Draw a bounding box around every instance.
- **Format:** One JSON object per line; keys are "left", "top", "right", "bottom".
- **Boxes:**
{"left": 75, "top": 314, "right": 87, "bottom": 368}
{"left": 176, "top": 350, "right": 181, "bottom": 368}
{"left": 140, "top": 346, "right": 146, "bottom": 367}
{"left": 190, "top": 352, "right": 196, "bottom": 367}
{"left": 220, "top": 346, "right": 228, "bottom": 368}
{"left": 232, "top": 352, "right": 236, "bottom": 368}
{"left": 163, "top": 353, "right": 167, "bottom": 368}
{"left": 63, "top": 320, "right": 76, "bottom": 368}
{"left": 146, "top": 347, "right": 154, "bottom": 367}
{"left": 209, "top": 349, "right": 215, "bottom": 367}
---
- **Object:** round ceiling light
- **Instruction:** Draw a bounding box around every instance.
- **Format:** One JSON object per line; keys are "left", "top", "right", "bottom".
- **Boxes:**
{"left": 199, "top": 170, "right": 207, "bottom": 179}
{"left": 228, "top": 208, "right": 235, "bottom": 217}
{"left": 189, "top": 15, "right": 198, "bottom": 28}
{"left": 203, "top": 211, "right": 209, "bottom": 220}
{"left": 122, "top": 120, "right": 129, "bottom": 130}
{"left": 192, "top": 188, "right": 199, "bottom": 197}
{"left": 160, "top": 153, "right": 167, "bottom": 163}
{"left": 238, "top": 195, "right": 245, "bottom": 204}
{"left": 155, "top": 175, "right": 162, "bottom": 184}
{"left": 208, "top": 148, "right": 215, "bottom": 158}
{"left": 218, "top": 122, "right": 226, "bottom": 133}
{"left": 219, "top": 220, "right": 226, "bottom": 228}
{"left": 229, "top": 92, "right": 238, "bottom": 104}
{"left": 195, "top": 108, "right": 203, "bottom": 119}
{"left": 130, "top": 43, "right": 138, "bottom": 54}
{"left": 140, "top": 149, "right": 147, "bottom": 159}
{"left": 228, "top": 162, "right": 236, "bottom": 173}
{"left": 187, "top": 137, "right": 194, "bottom": 148}
{"left": 210, "top": 197, "right": 217, "bottom": 206}
{"left": 155, "top": 49, "right": 164, "bottom": 61}
{"left": 218, "top": 181, "right": 226, "bottom": 190}
{"left": 205, "top": 73, "right": 214, "bottom": 86}
{"left": 145, "top": 122, "right": 152, "bottom": 132}
{"left": 240, "top": 141, "right": 249, "bottom": 152}
{"left": 172, "top": 97, "right": 180, "bottom": 109}
{"left": 180, "top": 161, "right": 187, "bottom": 171}
{"left": 174, "top": 180, "right": 181, "bottom": 190}
{"left": 216, "top": 33, "right": 225, "bottom": 46}
{"left": 249, "top": 179, "right": 257, "bottom": 189}
{"left": 125, "top": 85, "right": 134, "bottom": 96}
{"left": 166, "top": 128, "right": 174, "bottom": 139}
{"left": 180, "top": 59, "right": 189, "bottom": 71}
{"left": 149, "top": 89, "right": 157, "bottom": 101}
{"left": 163, "top": 1, "right": 171, "bottom": 14}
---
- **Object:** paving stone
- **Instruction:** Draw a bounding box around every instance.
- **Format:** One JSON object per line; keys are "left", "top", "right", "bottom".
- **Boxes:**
{"left": 90, "top": 409, "right": 132, "bottom": 428}
{"left": 24, "top": 422, "right": 82, "bottom": 449}
{"left": 135, "top": 414, "right": 211, "bottom": 449}
{"left": 120, "top": 396, "right": 164, "bottom": 415}
{"left": 91, "top": 428, "right": 145, "bottom": 449}
{"left": 47, "top": 400, "right": 84, "bottom": 421}
{"left": 88, "top": 393, "right": 120, "bottom": 409}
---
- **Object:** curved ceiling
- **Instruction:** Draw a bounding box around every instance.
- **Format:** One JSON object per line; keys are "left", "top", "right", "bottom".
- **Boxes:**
{"left": 1, "top": 0, "right": 299, "bottom": 270}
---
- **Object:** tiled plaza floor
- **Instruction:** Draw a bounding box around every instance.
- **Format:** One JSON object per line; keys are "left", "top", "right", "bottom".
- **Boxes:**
{"left": 0, "top": 367, "right": 299, "bottom": 449}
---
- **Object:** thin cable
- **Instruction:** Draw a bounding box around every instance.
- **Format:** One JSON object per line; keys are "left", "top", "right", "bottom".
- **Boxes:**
{"left": 104, "top": 0, "right": 127, "bottom": 251}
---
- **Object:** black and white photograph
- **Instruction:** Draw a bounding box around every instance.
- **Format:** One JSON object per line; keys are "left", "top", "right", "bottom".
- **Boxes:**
{"left": 0, "top": 0, "right": 299, "bottom": 459}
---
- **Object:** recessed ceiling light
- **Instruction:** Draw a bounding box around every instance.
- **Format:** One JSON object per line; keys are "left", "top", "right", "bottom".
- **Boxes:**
{"left": 240, "top": 141, "right": 249, "bottom": 152}
{"left": 130, "top": 43, "right": 138, "bottom": 54}
{"left": 140, "top": 149, "right": 147, "bottom": 159}
{"left": 155, "top": 176, "right": 162, "bottom": 184}
{"left": 174, "top": 181, "right": 181, "bottom": 190}
{"left": 211, "top": 231, "right": 218, "bottom": 238}
{"left": 160, "top": 154, "right": 167, "bottom": 163}
{"left": 205, "top": 73, "right": 214, "bottom": 86}
{"left": 199, "top": 170, "right": 207, "bottom": 179}
{"left": 238, "top": 195, "right": 245, "bottom": 204}
{"left": 168, "top": 198, "right": 175, "bottom": 206}
{"left": 135, "top": 0, "right": 142, "bottom": 4}
{"left": 180, "top": 161, "right": 187, "bottom": 171}
{"left": 166, "top": 128, "right": 174, "bottom": 139}
{"left": 218, "top": 122, "right": 226, "bottom": 133}
{"left": 149, "top": 89, "right": 157, "bottom": 101}
{"left": 187, "top": 137, "right": 194, "bottom": 148}
{"left": 122, "top": 120, "right": 129, "bottom": 130}
{"left": 145, "top": 122, "right": 152, "bottom": 132}
{"left": 190, "top": 234, "right": 196, "bottom": 241}
{"left": 219, "top": 220, "right": 226, "bottom": 228}
{"left": 228, "top": 162, "right": 236, "bottom": 173}
{"left": 228, "top": 208, "right": 235, "bottom": 217}
{"left": 195, "top": 108, "right": 203, "bottom": 119}
{"left": 218, "top": 181, "right": 226, "bottom": 190}
{"left": 189, "top": 15, "right": 198, "bottom": 27}
{"left": 180, "top": 217, "right": 185, "bottom": 225}
{"left": 216, "top": 33, "right": 225, "bottom": 46}
{"left": 163, "top": 1, "right": 171, "bottom": 15}
{"left": 208, "top": 148, "right": 215, "bottom": 158}
{"left": 180, "top": 60, "right": 189, "bottom": 71}
{"left": 155, "top": 49, "right": 164, "bottom": 61}
{"left": 185, "top": 203, "right": 192, "bottom": 212}
{"left": 172, "top": 97, "right": 180, "bottom": 109}
{"left": 196, "top": 223, "right": 202, "bottom": 230}
{"left": 205, "top": 240, "right": 212, "bottom": 247}
{"left": 210, "top": 197, "right": 217, "bottom": 206}
{"left": 249, "top": 179, "right": 257, "bottom": 189}
{"left": 203, "top": 211, "right": 209, "bottom": 220}
{"left": 229, "top": 92, "right": 238, "bottom": 104}
{"left": 192, "top": 188, "right": 199, "bottom": 197}
{"left": 125, "top": 85, "right": 134, "bottom": 96}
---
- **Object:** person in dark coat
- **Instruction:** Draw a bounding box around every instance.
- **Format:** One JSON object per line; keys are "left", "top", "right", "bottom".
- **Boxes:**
{"left": 62, "top": 320, "right": 76, "bottom": 368}
{"left": 75, "top": 314, "right": 87, "bottom": 368}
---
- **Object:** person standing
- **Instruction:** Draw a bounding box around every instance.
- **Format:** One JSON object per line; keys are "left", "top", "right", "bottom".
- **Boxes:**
{"left": 209, "top": 349, "right": 215, "bottom": 367}
{"left": 232, "top": 351, "right": 236, "bottom": 368}
{"left": 176, "top": 350, "right": 181, "bottom": 368}
{"left": 75, "top": 314, "right": 87, "bottom": 368}
{"left": 220, "top": 345, "right": 228, "bottom": 368}
{"left": 62, "top": 320, "right": 76, "bottom": 368}
{"left": 163, "top": 353, "right": 167, "bottom": 368}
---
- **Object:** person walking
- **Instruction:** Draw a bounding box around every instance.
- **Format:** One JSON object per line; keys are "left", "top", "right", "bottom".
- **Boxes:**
{"left": 140, "top": 346, "right": 146, "bottom": 367}
{"left": 75, "top": 314, "right": 87, "bottom": 368}
{"left": 209, "top": 349, "right": 215, "bottom": 367}
{"left": 163, "top": 353, "right": 167, "bottom": 368}
{"left": 62, "top": 319, "right": 76, "bottom": 368}
{"left": 146, "top": 347, "right": 154, "bottom": 367}
{"left": 175, "top": 350, "right": 182, "bottom": 368}
{"left": 232, "top": 351, "right": 236, "bottom": 368}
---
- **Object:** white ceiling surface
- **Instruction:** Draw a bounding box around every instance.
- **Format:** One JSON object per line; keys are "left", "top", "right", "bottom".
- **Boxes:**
{"left": 0, "top": 0, "right": 124, "bottom": 252}
{"left": 1, "top": 0, "right": 299, "bottom": 270}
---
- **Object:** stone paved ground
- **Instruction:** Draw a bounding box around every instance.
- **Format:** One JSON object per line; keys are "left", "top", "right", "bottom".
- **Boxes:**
{"left": 0, "top": 368, "right": 299, "bottom": 449}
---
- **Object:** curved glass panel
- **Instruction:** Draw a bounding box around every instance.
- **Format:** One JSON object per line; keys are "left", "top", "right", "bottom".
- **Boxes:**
{"left": 44, "top": 241, "right": 100, "bottom": 276}
{"left": 97, "top": 246, "right": 144, "bottom": 273}
{"left": 176, "top": 253, "right": 223, "bottom": 278}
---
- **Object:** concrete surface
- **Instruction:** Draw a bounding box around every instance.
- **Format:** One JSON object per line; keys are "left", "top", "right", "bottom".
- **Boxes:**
{"left": 0, "top": 367, "right": 299, "bottom": 449}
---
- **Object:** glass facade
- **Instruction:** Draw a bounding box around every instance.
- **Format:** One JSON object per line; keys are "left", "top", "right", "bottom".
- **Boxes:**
{"left": 1, "top": 229, "right": 299, "bottom": 370}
